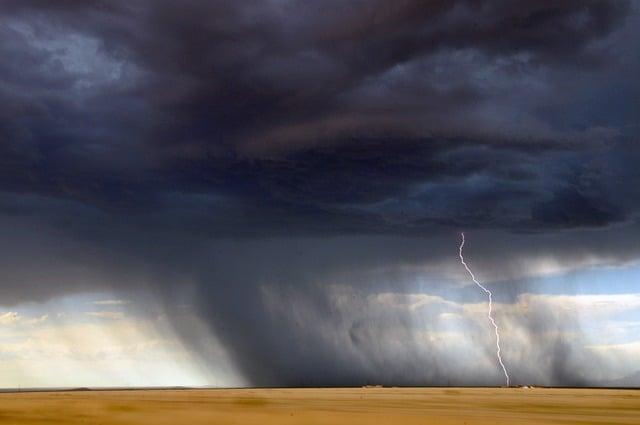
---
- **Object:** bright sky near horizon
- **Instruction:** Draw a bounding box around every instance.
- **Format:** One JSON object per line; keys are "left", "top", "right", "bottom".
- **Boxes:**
{"left": 2, "top": 261, "right": 638, "bottom": 388}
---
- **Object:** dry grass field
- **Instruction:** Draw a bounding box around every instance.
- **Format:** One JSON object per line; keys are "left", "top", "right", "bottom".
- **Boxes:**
{"left": 0, "top": 387, "right": 638, "bottom": 424}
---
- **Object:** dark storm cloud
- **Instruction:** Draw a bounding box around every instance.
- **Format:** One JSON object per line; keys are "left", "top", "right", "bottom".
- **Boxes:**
{"left": 0, "top": 1, "right": 639, "bottom": 386}
{"left": 0, "top": 0, "right": 636, "bottom": 232}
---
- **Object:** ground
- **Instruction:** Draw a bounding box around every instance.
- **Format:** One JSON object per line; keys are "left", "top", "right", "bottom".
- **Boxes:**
{"left": 0, "top": 387, "right": 638, "bottom": 424}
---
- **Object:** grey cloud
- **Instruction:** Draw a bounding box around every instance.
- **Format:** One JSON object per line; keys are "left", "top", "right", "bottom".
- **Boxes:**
{"left": 0, "top": 1, "right": 638, "bottom": 387}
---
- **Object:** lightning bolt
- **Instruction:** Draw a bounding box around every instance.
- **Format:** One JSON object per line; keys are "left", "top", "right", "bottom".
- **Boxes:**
{"left": 458, "top": 232, "right": 510, "bottom": 387}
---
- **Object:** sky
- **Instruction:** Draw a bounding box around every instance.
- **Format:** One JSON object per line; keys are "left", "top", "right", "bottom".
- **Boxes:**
{"left": 0, "top": 0, "right": 639, "bottom": 388}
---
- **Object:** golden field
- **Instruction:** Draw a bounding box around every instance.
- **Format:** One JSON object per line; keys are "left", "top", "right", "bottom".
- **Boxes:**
{"left": 0, "top": 387, "right": 638, "bottom": 424}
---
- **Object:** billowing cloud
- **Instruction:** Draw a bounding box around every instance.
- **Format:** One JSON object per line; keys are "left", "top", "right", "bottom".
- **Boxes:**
{"left": 0, "top": 0, "right": 637, "bottom": 234}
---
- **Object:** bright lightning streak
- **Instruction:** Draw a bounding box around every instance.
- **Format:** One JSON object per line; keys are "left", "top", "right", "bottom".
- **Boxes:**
{"left": 458, "top": 232, "right": 510, "bottom": 387}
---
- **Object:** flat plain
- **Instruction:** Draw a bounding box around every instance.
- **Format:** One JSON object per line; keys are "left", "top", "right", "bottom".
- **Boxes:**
{"left": 0, "top": 387, "right": 638, "bottom": 424}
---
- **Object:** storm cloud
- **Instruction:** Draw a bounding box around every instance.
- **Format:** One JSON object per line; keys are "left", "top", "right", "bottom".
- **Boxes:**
{"left": 0, "top": 0, "right": 639, "bottom": 386}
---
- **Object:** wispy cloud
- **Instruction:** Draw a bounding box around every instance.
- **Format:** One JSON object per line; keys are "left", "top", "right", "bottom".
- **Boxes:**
{"left": 0, "top": 312, "right": 20, "bottom": 325}
{"left": 92, "top": 299, "right": 129, "bottom": 306}
{"left": 24, "top": 314, "right": 48, "bottom": 326}
{"left": 86, "top": 311, "right": 125, "bottom": 320}
{"left": 588, "top": 341, "right": 640, "bottom": 353}
{"left": 517, "top": 293, "right": 640, "bottom": 315}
